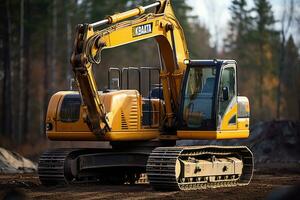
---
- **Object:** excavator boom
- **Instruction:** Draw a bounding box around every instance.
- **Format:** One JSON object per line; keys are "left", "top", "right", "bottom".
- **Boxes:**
{"left": 70, "top": 0, "right": 189, "bottom": 134}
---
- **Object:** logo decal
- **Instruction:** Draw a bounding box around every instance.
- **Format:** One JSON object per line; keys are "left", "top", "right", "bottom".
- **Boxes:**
{"left": 133, "top": 23, "right": 153, "bottom": 37}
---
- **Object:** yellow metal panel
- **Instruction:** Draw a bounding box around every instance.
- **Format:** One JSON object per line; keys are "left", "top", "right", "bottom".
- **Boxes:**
{"left": 47, "top": 130, "right": 160, "bottom": 141}
{"left": 54, "top": 90, "right": 141, "bottom": 133}
{"left": 177, "top": 130, "right": 217, "bottom": 139}
{"left": 237, "top": 118, "right": 250, "bottom": 130}
{"left": 220, "top": 103, "right": 238, "bottom": 130}
{"left": 216, "top": 130, "right": 249, "bottom": 139}
{"left": 177, "top": 129, "right": 249, "bottom": 140}
{"left": 46, "top": 92, "right": 69, "bottom": 132}
{"left": 160, "top": 71, "right": 173, "bottom": 127}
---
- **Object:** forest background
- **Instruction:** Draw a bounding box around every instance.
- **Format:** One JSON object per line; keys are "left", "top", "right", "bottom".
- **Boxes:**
{"left": 0, "top": 0, "right": 299, "bottom": 153}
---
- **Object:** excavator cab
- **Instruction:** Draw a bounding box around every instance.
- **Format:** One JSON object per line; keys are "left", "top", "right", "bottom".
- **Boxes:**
{"left": 178, "top": 60, "right": 250, "bottom": 139}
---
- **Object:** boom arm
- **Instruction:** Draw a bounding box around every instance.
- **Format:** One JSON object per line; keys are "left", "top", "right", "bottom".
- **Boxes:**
{"left": 70, "top": 0, "right": 189, "bottom": 135}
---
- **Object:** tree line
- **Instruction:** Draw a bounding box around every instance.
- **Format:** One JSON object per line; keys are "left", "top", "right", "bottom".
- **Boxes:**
{"left": 224, "top": 0, "right": 299, "bottom": 122}
{"left": 0, "top": 0, "right": 299, "bottom": 145}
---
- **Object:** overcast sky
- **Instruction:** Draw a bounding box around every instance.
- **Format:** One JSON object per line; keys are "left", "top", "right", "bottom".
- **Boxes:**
{"left": 186, "top": 0, "right": 299, "bottom": 49}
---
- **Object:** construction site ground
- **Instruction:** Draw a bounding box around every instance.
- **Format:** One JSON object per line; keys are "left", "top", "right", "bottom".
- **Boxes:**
{"left": 1, "top": 121, "right": 299, "bottom": 199}
{"left": 0, "top": 166, "right": 300, "bottom": 200}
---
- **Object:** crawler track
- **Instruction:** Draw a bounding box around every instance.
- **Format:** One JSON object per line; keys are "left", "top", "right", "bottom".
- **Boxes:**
{"left": 38, "top": 146, "right": 253, "bottom": 190}
{"left": 38, "top": 148, "right": 77, "bottom": 185}
{"left": 38, "top": 148, "right": 150, "bottom": 186}
{"left": 146, "top": 146, "right": 253, "bottom": 191}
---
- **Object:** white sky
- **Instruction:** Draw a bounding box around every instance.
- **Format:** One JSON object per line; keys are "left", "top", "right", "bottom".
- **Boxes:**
{"left": 186, "top": 0, "right": 299, "bottom": 50}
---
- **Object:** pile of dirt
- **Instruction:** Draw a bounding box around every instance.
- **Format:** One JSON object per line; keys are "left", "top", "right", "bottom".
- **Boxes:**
{"left": 248, "top": 121, "right": 300, "bottom": 163}
{"left": 178, "top": 120, "right": 300, "bottom": 164}
{"left": 0, "top": 147, "right": 37, "bottom": 173}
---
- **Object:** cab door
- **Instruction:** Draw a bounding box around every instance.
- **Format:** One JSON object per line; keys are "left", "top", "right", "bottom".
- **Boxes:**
{"left": 218, "top": 63, "right": 238, "bottom": 131}
{"left": 179, "top": 63, "right": 219, "bottom": 131}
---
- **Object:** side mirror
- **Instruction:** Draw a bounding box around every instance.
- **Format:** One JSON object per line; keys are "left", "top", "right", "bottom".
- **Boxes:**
{"left": 222, "top": 86, "right": 229, "bottom": 101}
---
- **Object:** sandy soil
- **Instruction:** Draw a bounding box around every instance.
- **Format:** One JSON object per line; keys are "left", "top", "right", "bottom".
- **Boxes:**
{"left": 0, "top": 169, "right": 300, "bottom": 200}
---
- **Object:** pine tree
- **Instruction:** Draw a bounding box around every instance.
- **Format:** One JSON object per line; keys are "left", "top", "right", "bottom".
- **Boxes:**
{"left": 1, "top": 0, "right": 13, "bottom": 137}
{"left": 188, "top": 21, "right": 213, "bottom": 59}
{"left": 171, "top": 0, "right": 198, "bottom": 57}
{"left": 224, "top": 0, "right": 258, "bottom": 122}
{"left": 225, "top": 0, "right": 253, "bottom": 56}
{"left": 224, "top": 0, "right": 254, "bottom": 86}
{"left": 282, "top": 36, "right": 299, "bottom": 119}
{"left": 253, "top": 0, "right": 277, "bottom": 119}
{"left": 276, "top": 0, "right": 295, "bottom": 119}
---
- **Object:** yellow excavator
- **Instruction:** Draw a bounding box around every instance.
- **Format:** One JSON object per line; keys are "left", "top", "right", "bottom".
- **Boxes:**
{"left": 38, "top": 0, "right": 253, "bottom": 190}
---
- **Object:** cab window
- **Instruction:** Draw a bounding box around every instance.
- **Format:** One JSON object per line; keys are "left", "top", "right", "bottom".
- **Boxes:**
{"left": 219, "top": 66, "right": 236, "bottom": 117}
{"left": 182, "top": 66, "right": 217, "bottom": 129}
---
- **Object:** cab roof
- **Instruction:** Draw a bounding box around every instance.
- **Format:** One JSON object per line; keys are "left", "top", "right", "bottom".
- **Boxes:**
{"left": 188, "top": 59, "right": 236, "bottom": 66}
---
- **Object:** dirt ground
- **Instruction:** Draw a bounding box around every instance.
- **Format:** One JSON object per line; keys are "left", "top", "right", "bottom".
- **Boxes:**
{"left": 0, "top": 168, "right": 300, "bottom": 200}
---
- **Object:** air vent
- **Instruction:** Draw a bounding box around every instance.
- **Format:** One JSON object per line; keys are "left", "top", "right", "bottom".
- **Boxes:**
{"left": 120, "top": 96, "right": 139, "bottom": 130}
{"left": 60, "top": 94, "right": 81, "bottom": 122}
{"left": 128, "top": 97, "right": 138, "bottom": 129}
{"left": 121, "top": 111, "right": 128, "bottom": 129}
